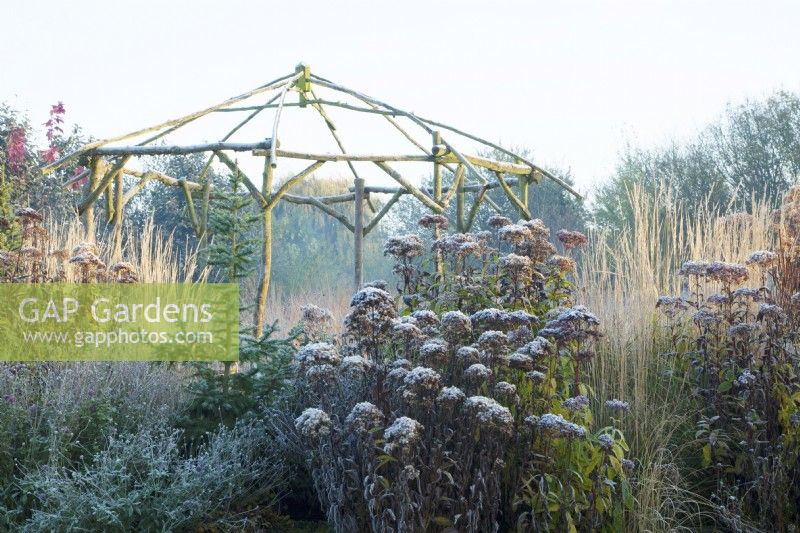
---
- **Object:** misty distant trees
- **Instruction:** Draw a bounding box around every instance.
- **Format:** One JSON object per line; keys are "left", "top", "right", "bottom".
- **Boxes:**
{"left": 594, "top": 91, "right": 800, "bottom": 229}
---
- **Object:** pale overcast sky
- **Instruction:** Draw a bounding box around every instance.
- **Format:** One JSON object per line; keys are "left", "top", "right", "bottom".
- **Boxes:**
{"left": 2, "top": 0, "right": 799, "bottom": 197}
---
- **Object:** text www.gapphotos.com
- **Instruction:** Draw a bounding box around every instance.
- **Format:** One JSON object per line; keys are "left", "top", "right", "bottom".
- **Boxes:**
{"left": 21, "top": 329, "right": 214, "bottom": 348}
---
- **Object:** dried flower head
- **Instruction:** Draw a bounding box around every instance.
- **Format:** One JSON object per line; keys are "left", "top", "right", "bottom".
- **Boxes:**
{"left": 411, "top": 309, "right": 440, "bottom": 330}
{"left": 340, "top": 355, "right": 372, "bottom": 377}
{"left": 728, "top": 322, "right": 757, "bottom": 339}
{"left": 14, "top": 207, "right": 43, "bottom": 224}
{"left": 757, "top": 303, "right": 786, "bottom": 322}
{"left": 539, "top": 306, "right": 601, "bottom": 342}
{"left": 391, "top": 319, "right": 423, "bottom": 343}
{"left": 109, "top": 261, "right": 138, "bottom": 283}
{"left": 498, "top": 224, "right": 533, "bottom": 245}
{"left": 507, "top": 352, "right": 534, "bottom": 371}
{"left": 561, "top": 395, "right": 590, "bottom": 412}
{"left": 418, "top": 214, "right": 448, "bottom": 230}
{"left": 556, "top": 229, "right": 588, "bottom": 250}
{"left": 72, "top": 242, "right": 100, "bottom": 257}
{"left": 733, "top": 288, "right": 764, "bottom": 302}
{"left": 678, "top": 260, "right": 710, "bottom": 277}
{"left": 487, "top": 215, "right": 513, "bottom": 228}
{"left": 464, "top": 363, "right": 492, "bottom": 382}
{"left": 521, "top": 219, "right": 550, "bottom": 240}
{"left": 304, "top": 364, "right": 337, "bottom": 386}
{"left": 507, "top": 326, "right": 534, "bottom": 348}
{"left": 656, "top": 296, "right": 689, "bottom": 311}
{"left": 455, "top": 346, "right": 480, "bottom": 365}
{"left": 301, "top": 304, "right": 334, "bottom": 326}
{"left": 295, "top": 342, "right": 341, "bottom": 370}
{"left": 419, "top": 338, "right": 449, "bottom": 366}
{"left": 597, "top": 433, "right": 614, "bottom": 451}
{"left": 470, "top": 308, "right": 510, "bottom": 331}
{"left": 384, "top": 234, "right": 424, "bottom": 259}
{"left": 386, "top": 367, "right": 410, "bottom": 387}
{"left": 295, "top": 408, "right": 332, "bottom": 440}
{"left": 364, "top": 279, "right": 389, "bottom": 291}
{"left": 526, "top": 370, "right": 547, "bottom": 383}
{"left": 345, "top": 402, "right": 384, "bottom": 433}
{"left": 706, "top": 293, "right": 731, "bottom": 306}
{"left": 493, "top": 381, "right": 519, "bottom": 404}
{"left": 547, "top": 254, "right": 577, "bottom": 273}
{"left": 402, "top": 366, "right": 442, "bottom": 403}
{"left": 605, "top": 399, "right": 630, "bottom": 413}
{"left": 705, "top": 261, "right": 748, "bottom": 285}
{"left": 437, "top": 385, "right": 466, "bottom": 407}
{"left": 500, "top": 253, "right": 533, "bottom": 277}
{"left": 433, "top": 233, "right": 480, "bottom": 256}
{"left": 745, "top": 250, "right": 777, "bottom": 268}
{"left": 693, "top": 309, "right": 721, "bottom": 327}
{"left": 536, "top": 413, "right": 587, "bottom": 439}
{"left": 19, "top": 246, "right": 42, "bottom": 260}
{"left": 523, "top": 338, "right": 554, "bottom": 361}
{"left": 440, "top": 310, "right": 472, "bottom": 340}
{"left": 735, "top": 369, "right": 757, "bottom": 387}
{"left": 464, "top": 395, "right": 514, "bottom": 435}
{"left": 383, "top": 416, "right": 424, "bottom": 456}
{"left": 476, "top": 330, "right": 508, "bottom": 361}
{"left": 345, "top": 286, "right": 398, "bottom": 351}
{"left": 621, "top": 458, "right": 635, "bottom": 474}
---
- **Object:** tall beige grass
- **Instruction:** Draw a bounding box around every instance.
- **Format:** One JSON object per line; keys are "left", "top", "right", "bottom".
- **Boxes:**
{"left": 46, "top": 215, "right": 204, "bottom": 283}
{"left": 577, "top": 183, "right": 773, "bottom": 531}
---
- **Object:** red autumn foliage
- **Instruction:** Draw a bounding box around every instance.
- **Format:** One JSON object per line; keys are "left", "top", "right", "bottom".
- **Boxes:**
{"left": 41, "top": 101, "right": 66, "bottom": 163}
{"left": 5, "top": 127, "right": 27, "bottom": 172}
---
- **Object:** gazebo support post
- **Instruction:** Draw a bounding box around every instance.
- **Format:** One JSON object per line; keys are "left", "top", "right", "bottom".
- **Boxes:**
{"left": 255, "top": 157, "right": 274, "bottom": 339}
{"left": 83, "top": 156, "right": 101, "bottom": 240}
{"left": 112, "top": 169, "right": 124, "bottom": 259}
{"left": 353, "top": 177, "right": 365, "bottom": 289}
{"left": 432, "top": 131, "right": 444, "bottom": 276}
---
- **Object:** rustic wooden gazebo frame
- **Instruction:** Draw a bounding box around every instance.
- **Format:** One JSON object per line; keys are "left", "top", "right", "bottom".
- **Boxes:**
{"left": 45, "top": 64, "right": 579, "bottom": 336}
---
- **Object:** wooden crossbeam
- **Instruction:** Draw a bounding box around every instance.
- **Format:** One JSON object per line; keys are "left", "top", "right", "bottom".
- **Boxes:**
{"left": 495, "top": 172, "right": 532, "bottom": 219}
{"left": 269, "top": 72, "right": 303, "bottom": 168}
{"left": 93, "top": 141, "right": 273, "bottom": 156}
{"left": 310, "top": 74, "right": 581, "bottom": 199}
{"left": 252, "top": 149, "right": 533, "bottom": 175}
{"left": 441, "top": 164, "right": 466, "bottom": 208}
{"left": 364, "top": 189, "right": 403, "bottom": 235}
{"left": 373, "top": 161, "right": 443, "bottom": 214}
{"left": 181, "top": 180, "right": 200, "bottom": 233}
{"left": 303, "top": 196, "right": 355, "bottom": 232}
{"left": 465, "top": 185, "right": 489, "bottom": 230}
{"left": 283, "top": 192, "right": 355, "bottom": 205}
{"left": 265, "top": 161, "right": 325, "bottom": 211}
{"left": 44, "top": 71, "right": 297, "bottom": 173}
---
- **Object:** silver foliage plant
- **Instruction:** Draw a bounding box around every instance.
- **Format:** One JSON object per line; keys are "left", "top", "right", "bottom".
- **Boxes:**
{"left": 293, "top": 218, "right": 632, "bottom": 532}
